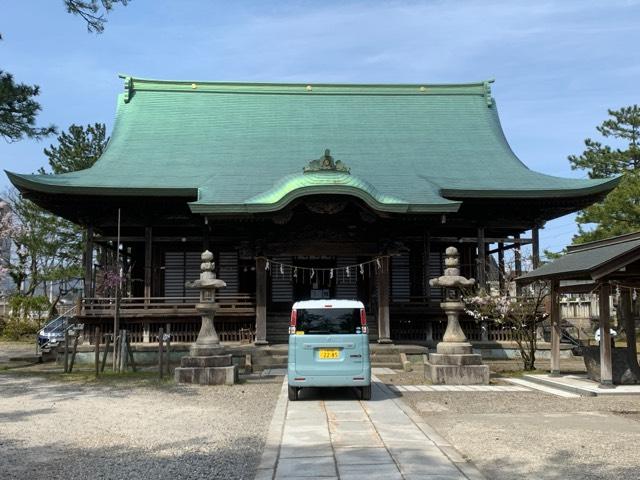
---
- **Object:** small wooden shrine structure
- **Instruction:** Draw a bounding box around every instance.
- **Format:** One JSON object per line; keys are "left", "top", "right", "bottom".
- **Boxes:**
{"left": 518, "top": 232, "right": 640, "bottom": 386}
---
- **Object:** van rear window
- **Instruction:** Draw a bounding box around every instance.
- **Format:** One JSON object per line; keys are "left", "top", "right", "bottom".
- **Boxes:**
{"left": 296, "top": 308, "right": 360, "bottom": 335}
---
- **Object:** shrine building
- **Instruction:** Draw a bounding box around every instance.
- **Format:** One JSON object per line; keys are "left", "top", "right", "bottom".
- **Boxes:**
{"left": 6, "top": 76, "right": 619, "bottom": 345}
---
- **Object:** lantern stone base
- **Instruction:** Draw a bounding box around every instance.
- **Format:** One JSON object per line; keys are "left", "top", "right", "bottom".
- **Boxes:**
{"left": 190, "top": 345, "right": 224, "bottom": 357}
{"left": 425, "top": 342, "right": 489, "bottom": 385}
{"left": 174, "top": 353, "right": 237, "bottom": 385}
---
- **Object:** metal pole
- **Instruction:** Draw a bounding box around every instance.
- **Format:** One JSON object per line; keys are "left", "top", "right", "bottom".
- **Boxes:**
{"left": 112, "top": 208, "right": 121, "bottom": 371}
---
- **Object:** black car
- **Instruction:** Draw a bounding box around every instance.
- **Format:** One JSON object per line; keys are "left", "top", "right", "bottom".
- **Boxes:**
{"left": 37, "top": 316, "right": 69, "bottom": 348}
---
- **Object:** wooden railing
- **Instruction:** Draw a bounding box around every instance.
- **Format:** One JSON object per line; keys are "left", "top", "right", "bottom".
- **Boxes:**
{"left": 81, "top": 294, "right": 256, "bottom": 318}
{"left": 83, "top": 317, "right": 256, "bottom": 344}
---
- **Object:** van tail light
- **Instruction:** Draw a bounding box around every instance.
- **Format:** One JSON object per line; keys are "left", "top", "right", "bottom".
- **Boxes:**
{"left": 289, "top": 309, "right": 297, "bottom": 334}
{"left": 360, "top": 308, "right": 368, "bottom": 334}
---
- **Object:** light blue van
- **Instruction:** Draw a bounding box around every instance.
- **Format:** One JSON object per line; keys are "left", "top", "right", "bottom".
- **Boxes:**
{"left": 287, "top": 299, "right": 371, "bottom": 401}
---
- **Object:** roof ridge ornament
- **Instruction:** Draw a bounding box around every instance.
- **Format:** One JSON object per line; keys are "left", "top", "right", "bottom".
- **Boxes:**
{"left": 483, "top": 80, "right": 493, "bottom": 108}
{"left": 123, "top": 76, "right": 133, "bottom": 103}
{"left": 303, "top": 149, "right": 350, "bottom": 174}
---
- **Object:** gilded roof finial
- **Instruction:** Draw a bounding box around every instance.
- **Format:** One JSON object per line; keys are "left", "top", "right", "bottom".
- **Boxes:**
{"left": 303, "top": 149, "right": 351, "bottom": 174}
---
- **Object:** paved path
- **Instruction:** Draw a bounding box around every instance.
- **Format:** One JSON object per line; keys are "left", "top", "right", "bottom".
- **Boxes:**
{"left": 389, "top": 384, "right": 530, "bottom": 393}
{"left": 256, "top": 378, "right": 485, "bottom": 479}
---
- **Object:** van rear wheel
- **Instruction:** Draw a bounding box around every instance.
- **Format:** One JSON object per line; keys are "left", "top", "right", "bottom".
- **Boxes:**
{"left": 288, "top": 385, "right": 299, "bottom": 401}
{"left": 360, "top": 385, "right": 371, "bottom": 400}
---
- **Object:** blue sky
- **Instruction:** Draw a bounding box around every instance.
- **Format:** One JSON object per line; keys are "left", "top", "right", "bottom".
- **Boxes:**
{"left": 1, "top": 0, "right": 639, "bottom": 256}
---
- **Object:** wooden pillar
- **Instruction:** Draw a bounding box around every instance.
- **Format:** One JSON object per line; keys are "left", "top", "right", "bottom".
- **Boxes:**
{"left": 498, "top": 242, "right": 505, "bottom": 292}
{"left": 599, "top": 282, "right": 614, "bottom": 387}
{"left": 144, "top": 227, "right": 152, "bottom": 304}
{"left": 532, "top": 226, "right": 540, "bottom": 269}
{"left": 377, "top": 256, "right": 392, "bottom": 343}
{"left": 255, "top": 257, "right": 268, "bottom": 345}
{"left": 514, "top": 234, "right": 522, "bottom": 295}
{"left": 83, "top": 225, "right": 94, "bottom": 299}
{"left": 477, "top": 227, "right": 486, "bottom": 290}
{"left": 514, "top": 234, "right": 522, "bottom": 277}
{"left": 423, "top": 231, "right": 430, "bottom": 303}
{"left": 203, "top": 218, "right": 210, "bottom": 251}
{"left": 550, "top": 279, "right": 561, "bottom": 376}
{"left": 620, "top": 288, "right": 640, "bottom": 380}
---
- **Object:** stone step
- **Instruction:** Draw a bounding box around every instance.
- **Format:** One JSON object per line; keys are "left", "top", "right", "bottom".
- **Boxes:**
{"left": 180, "top": 354, "right": 232, "bottom": 368}
{"left": 371, "top": 362, "right": 403, "bottom": 369}
{"left": 369, "top": 353, "right": 402, "bottom": 362}
{"left": 174, "top": 365, "right": 237, "bottom": 385}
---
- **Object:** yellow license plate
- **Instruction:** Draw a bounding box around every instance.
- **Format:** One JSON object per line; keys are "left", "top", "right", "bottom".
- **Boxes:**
{"left": 318, "top": 348, "right": 340, "bottom": 360}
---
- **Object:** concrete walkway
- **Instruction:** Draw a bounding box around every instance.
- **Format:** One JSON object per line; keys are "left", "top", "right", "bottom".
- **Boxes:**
{"left": 256, "top": 378, "right": 485, "bottom": 479}
{"left": 522, "top": 373, "right": 640, "bottom": 396}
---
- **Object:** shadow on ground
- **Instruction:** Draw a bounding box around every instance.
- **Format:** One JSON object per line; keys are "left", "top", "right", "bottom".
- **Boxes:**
{"left": 0, "top": 435, "right": 264, "bottom": 480}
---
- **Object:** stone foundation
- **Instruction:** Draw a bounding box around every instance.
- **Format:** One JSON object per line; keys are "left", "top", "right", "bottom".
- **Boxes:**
{"left": 425, "top": 342, "right": 490, "bottom": 385}
{"left": 174, "top": 353, "right": 238, "bottom": 385}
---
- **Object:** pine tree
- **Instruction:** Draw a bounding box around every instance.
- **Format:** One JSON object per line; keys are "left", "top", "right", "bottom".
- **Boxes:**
{"left": 0, "top": 69, "right": 56, "bottom": 142}
{"left": 3, "top": 124, "right": 107, "bottom": 317}
{"left": 64, "top": 1, "right": 129, "bottom": 33}
{"left": 569, "top": 106, "right": 640, "bottom": 243}
{"left": 42, "top": 123, "right": 108, "bottom": 174}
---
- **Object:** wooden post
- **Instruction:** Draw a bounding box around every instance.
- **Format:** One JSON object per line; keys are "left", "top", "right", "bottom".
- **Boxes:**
{"left": 550, "top": 279, "right": 561, "bottom": 376}
{"left": 69, "top": 333, "right": 79, "bottom": 373}
{"left": 143, "top": 322, "right": 150, "bottom": 343}
{"left": 477, "top": 228, "right": 489, "bottom": 341}
{"left": 165, "top": 322, "right": 171, "bottom": 375}
{"left": 255, "top": 257, "right": 268, "bottom": 345}
{"left": 599, "top": 282, "right": 614, "bottom": 388}
{"left": 126, "top": 334, "right": 137, "bottom": 372}
{"left": 498, "top": 242, "right": 505, "bottom": 292}
{"left": 377, "top": 256, "right": 391, "bottom": 343}
{"left": 423, "top": 231, "right": 430, "bottom": 304}
{"left": 113, "top": 298, "right": 120, "bottom": 370}
{"left": 477, "top": 227, "right": 486, "bottom": 290}
{"left": 84, "top": 225, "right": 94, "bottom": 299}
{"left": 620, "top": 288, "right": 640, "bottom": 380}
{"left": 158, "top": 327, "right": 164, "bottom": 379}
{"left": 64, "top": 328, "right": 69, "bottom": 373}
{"left": 514, "top": 234, "right": 522, "bottom": 276}
{"left": 144, "top": 227, "right": 152, "bottom": 305}
{"left": 112, "top": 207, "right": 121, "bottom": 371}
{"left": 119, "top": 329, "right": 128, "bottom": 372}
{"left": 101, "top": 334, "right": 111, "bottom": 372}
{"left": 203, "top": 220, "right": 210, "bottom": 251}
{"left": 514, "top": 234, "right": 522, "bottom": 295}
{"left": 532, "top": 226, "right": 540, "bottom": 270}
{"left": 94, "top": 327, "right": 101, "bottom": 376}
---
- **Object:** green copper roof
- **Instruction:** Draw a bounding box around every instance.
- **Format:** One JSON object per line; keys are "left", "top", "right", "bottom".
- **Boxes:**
{"left": 6, "top": 75, "right": 618, "bottom": 214}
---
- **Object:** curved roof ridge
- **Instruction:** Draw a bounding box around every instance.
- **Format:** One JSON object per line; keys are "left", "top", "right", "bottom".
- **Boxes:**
{"left": 118, "top": 73, "right": 495, "bottom": 89}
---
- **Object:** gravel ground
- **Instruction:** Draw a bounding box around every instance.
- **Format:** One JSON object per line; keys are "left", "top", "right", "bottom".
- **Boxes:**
{"left": 399, "top": 389, "right": 640, "bottom": 480}
{"left": 0, "top": 373, "right": 281, "bottom": 480}
{"left": 0, "top": 341, "right": 37, "bottom": 363}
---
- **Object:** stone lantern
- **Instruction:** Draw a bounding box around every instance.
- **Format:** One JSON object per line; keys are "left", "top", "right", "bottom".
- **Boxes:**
{"left": 174, "top": 250, "right": 237, "bottom": 385}
{"left": 425, "top": 246, "right": 489, "bottom": 385}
